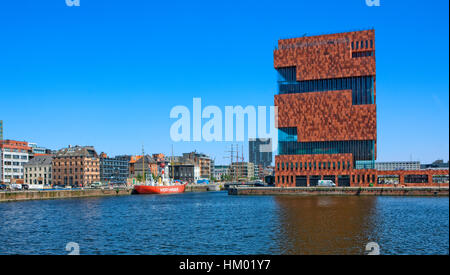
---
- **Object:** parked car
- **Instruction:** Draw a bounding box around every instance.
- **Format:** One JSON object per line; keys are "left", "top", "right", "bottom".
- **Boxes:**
{"left": 317, "top": 180, "right": 336, "bottom": 187}
{"left": 90, "top": 182, "right": 103, "bottom": 188}
{"left": 22, "top": 184, "right": 29, "bottom": 190}
{"left": 10, "top": 183, "right": 22, "bottom": 190}
{"left": 0, "top": 184, "right": 7, "bottom": 190}
{"left": 254, "top": 180, "right": 265, "bottom": 187}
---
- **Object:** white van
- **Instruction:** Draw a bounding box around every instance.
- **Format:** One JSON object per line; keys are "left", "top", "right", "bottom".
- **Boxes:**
{"left": 10, "top": 183, "right": 22, "bottom": 190}
{"left": 318, "top": 180, "right": 336, "bottom": 187}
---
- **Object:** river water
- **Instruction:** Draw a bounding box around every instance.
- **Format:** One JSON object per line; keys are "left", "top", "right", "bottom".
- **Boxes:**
{"left": 0, "top": 192, "right": 448, "bottom": 255}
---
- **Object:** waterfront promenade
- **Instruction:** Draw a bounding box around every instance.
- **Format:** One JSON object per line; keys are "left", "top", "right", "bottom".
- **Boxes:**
{"left": 228, "top": 186, "right": 449, "bottom": 196}
{"left": 0, "top": 184, "right": 223, "bottom": 203}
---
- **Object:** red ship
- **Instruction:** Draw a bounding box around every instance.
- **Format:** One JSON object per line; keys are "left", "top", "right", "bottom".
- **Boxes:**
{"left": 133, "top": 182, "right": 187, "bottom": 194}
{"left": 133, "top": 147, "right": 187, "bottom": 194}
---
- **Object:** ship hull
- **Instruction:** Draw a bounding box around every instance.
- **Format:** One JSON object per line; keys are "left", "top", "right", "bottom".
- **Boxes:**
{"left": 133, "top": 183, "right": 186, "bottom": 194}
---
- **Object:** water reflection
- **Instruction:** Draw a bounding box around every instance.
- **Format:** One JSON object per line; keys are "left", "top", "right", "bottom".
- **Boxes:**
{"left": 274, "top": 196, "right": 379, "bottom": 255}
{"left": 0, "top": 193, "right": 447, "bottom": 254}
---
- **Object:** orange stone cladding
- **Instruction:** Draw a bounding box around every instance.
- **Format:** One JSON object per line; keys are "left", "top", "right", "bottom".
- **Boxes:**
{"left": 275, "top": 90, "right": 377, "bottom": 143}
{"left": 274, "top": 30, "right": 377, "bottom": 187}
{"left": 274, "top": 30, "right": 376, "bottom": 81}
{"left": 276, "top": 154, "right": 448, "bottom": 187}
{"left": 273, "top": 30, "right": 449, "bottom": 187}
{"left": 276, "top": 154, "right": 376, "bottom": 187}
{"left": 377, "top": 170, "right": 449, "bottom": 187}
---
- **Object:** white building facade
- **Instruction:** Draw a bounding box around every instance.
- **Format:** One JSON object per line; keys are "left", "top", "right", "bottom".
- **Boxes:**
{"left": 0, "top": 140, "right": 30, "bottom": 184}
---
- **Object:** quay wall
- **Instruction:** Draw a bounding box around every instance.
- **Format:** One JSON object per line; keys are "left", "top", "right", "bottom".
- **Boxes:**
{"left": 0, "top": 189, "right": 132, "bottom": 203}
{"left": 185, "top": 184, "right": 222, "bottom": 192}
{"left": 0, "top": 184, "right": 224, "bottom": 202}
{"left": 228, "top": 186, "right": 449, "bottom": 196}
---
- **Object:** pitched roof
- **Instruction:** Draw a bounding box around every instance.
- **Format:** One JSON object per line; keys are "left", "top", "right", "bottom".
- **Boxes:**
{"left": 55, "top": 146, "right": 98, "bottom": 158}
{"left": 25, "top": 155, "right": 53, "bottom": 166}
{"left": 129, "top": 155, "right": 156, "bottom": 164}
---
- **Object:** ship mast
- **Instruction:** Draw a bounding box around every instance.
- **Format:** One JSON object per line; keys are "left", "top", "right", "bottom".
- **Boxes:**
{"left": 142, "top": 145, "right": 145, "bottom": 184}
{"left": 171, "top": 144, "right": 174, "bottom": 180}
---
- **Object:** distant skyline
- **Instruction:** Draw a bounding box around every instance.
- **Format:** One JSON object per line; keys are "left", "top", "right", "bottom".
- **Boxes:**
{"left": 0, "top": 0, "right": 448, "bottom": 165}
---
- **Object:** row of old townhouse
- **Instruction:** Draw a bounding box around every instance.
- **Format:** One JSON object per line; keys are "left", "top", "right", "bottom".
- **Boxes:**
{"left": 0, "top": 139, "right": 216, "bottom": 186}
{"left": 1, "top": 137, "right": 448, "bottom": 187}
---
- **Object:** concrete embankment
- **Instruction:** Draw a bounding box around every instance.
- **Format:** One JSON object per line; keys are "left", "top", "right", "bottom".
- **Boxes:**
{"left": 228, "top": 186, "right": 449, "bottom": 196}
{"left": 0, "top": 184, "right": 224, "bottom": 202}
{"left": 185, "top": 184, "right": 222, "bottom": 192}
{"left": 0, "top": 189, "right": 132, "bottom": 203}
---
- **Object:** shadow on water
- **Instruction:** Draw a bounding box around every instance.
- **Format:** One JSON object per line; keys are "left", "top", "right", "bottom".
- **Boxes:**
{"left": 273, "top": 196, "right": 379, "bottom": 255}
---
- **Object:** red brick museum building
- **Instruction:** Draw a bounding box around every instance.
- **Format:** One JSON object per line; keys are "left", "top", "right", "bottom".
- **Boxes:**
{"left": 274, "top": 30, "right": 448, "bottom": 187}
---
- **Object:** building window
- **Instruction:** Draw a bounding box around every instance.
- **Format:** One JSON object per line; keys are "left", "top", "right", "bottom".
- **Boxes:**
{"left": 277, "top": 69, "right": 374, "bottom": 105}
{"left": 405, "top": 175, "right": 428, "bottom": 183}
{"left": 432, "top": 175, "right": 449, "bottom": 184}
{"left": 352, "top": 50, "right": 374, "bottom": 58}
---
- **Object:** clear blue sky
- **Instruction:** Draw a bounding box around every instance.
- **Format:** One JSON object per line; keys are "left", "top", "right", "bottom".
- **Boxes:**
{"left": 0, "top": 0, "right": 448, "bottom": 165}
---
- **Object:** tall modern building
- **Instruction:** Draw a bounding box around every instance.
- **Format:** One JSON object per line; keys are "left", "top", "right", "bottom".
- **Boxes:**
{"left": 249, "top": 138, "right": 273, "bottom": 168}
{"left": 274, "top": 30, "right": 377, "bottom": 187}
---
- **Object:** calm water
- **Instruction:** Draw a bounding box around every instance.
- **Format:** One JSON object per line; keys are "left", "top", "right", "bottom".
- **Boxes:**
{"left": 0, "top": 192, "right": 448, "bottom": 255}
